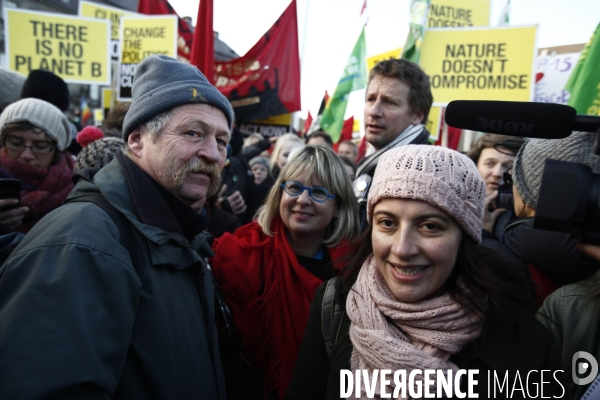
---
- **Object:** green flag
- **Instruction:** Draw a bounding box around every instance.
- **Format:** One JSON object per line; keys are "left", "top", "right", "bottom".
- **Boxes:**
{"left": 401, "top": 0, "right": 431, "bottom": 63}
{"left": 497, "top": 0, "right": 511, "bottom": 26}
{"left": 321, "top": 28, "right": 367, "bottom": 143}
{"left": 565, "top": 22, "right": 600, "bottom": 116}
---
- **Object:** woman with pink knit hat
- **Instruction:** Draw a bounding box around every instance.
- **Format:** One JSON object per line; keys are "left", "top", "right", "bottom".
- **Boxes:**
{"left": 287, "top": 145, "right": 564, "bottom": 399}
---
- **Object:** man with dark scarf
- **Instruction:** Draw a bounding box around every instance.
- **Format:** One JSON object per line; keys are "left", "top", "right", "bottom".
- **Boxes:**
{"left": 354, "top": 58, "right": 433, "bottom": 229}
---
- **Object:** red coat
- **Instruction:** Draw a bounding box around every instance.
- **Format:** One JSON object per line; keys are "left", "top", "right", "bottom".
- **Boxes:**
{"left": 211, "top": 217, "right": 352, "bottom": 399}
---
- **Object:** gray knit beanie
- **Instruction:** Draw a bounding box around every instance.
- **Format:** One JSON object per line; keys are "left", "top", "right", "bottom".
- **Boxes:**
{"left": 249, "top": 156, "right": 270, "bottom": 170}
{"left": 0, "top": 98, "right": 71, "bottom": 151}
{"left": 513, "top": 131, "right": 600, "bottom": 209}
{"left": 0, "top": 67, "right": 25, "bottom": 113}
{"left": 122, "top": 55, "right": 233, "bottom": 141}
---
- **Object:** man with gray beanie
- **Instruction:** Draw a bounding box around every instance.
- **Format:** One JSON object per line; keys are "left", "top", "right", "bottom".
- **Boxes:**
{"left": 503, "top": 131, "right": 600, "bottom": 291}
{"left": 0, "top": 55, "right": 232, "bottom": 399}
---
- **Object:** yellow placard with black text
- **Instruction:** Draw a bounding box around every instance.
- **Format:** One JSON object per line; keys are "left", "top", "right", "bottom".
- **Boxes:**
{"left": 419, "top": 26, "right": 537, "bottom": 103}
{"left": 78, "top": 0, "right": 138, "bottom": 63}
{"left": 426, "top": 106, "right": 443, "bottom": 142}
{"left": 118, "top": 15, "right": 177, "bottom": 101}
{"left": 367, "top": 48, "right": 402, "bottom": 72}
{"left": 428, "top": 0, "right": 490, "bottom": 28}
{"left": 4, "top": 8, "right": 110, "bottom": 85}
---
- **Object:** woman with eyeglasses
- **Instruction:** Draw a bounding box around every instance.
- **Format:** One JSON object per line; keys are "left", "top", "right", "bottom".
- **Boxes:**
{"left": 210, "top": 146, "right": 360, "bottom": 399}
{"left": 0, "top": 98, "right": 74, "bottom": 233}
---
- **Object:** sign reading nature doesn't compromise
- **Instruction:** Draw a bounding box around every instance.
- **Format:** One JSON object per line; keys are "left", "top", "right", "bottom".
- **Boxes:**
{"left": 79, "top": 0, "right": 139, "bottom": 63}
{"left": 427, "top": 0, "right": 490, "bottom": 28}
{"left": 419, "top": 25, "right": 537, "bottom": 103}
{"left": 118, "top": 15, "right": 177, "bottom": 101}
{"left": 4, "top": 8, "right": 110, "bottom": 85}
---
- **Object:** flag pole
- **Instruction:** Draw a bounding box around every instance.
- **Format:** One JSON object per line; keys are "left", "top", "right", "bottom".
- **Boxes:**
{"left": 295, "top": 0, "right": 311, "bottom": 132}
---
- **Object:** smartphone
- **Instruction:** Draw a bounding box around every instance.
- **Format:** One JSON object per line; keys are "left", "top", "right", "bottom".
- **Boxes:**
{"left": 0, "top": 178, "right": 21, "bottom": 211}
{"left": 495, "top": 182, "right": 513, "bottom": 210}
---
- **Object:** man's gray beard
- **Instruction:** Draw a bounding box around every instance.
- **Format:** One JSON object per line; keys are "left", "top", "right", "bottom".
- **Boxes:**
{"left": 169, "top": 158, "right": 222, "bottom": 198}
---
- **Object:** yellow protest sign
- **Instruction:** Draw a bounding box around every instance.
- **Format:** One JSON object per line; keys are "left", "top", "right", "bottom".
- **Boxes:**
{"left": 251, "top": 113, "right": 292, "bottom": 125}
{"left": 420, "top": 26, "right": 537, "bottom": 103}
{"left": 79, "top": 0, "right": 138, "bottom": 62}
{"left": 101, "top": 87, "right": 121, "bottom": 118}
{"left": 366, "top": 48, "right": 402, "bottom": 72}
{"left": 4, "top": 9, "right": 110, "bottom": 85}
{"left": 93, "top": 108, "right": 104, "bottom": 125}
{"left": 118, "top": 15, "right": 177, "bottom": 101}
{"left": 428, "top": 0, "right": 490, "bottom": 28}
{"left": 425, "top": 106, "right": 443, "bottom": 142}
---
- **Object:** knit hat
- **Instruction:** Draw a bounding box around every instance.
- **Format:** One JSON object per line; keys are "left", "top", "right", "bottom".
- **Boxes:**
{"left": 368, "top": 145, "right": 486, "bottom": 243}
{"left": 0, "top": 67, "right": 25, "bottom": 113}
{"left": 122, "top": 55, "right": 233, "bottom": 141}
{"left": 0, "top": 98, "right": 71, "bottom": 151}
{"left": 75, "top": 137, "right": 126, "bottom": 171}
{"left": 21, "top": 69, "right": 70, "bottom": 112}
{"left": 513, "top": 131, "right": 600, "bottom": 209}
{"left": 249, "top": 156, "right": 270, "bottom": 170}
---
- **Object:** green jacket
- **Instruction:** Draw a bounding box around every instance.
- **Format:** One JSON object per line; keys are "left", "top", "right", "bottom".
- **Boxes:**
{"left": 287, "top": 281, "right": 566, "bottom": 399}
{"left": 0, "top": 155, "right": 225, "bottom": 400}
{"left": 538, "top": 283, "right": 600, "bottom": 400}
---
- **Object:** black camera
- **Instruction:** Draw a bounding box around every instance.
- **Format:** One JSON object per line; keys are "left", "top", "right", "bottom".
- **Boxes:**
{"left": 534, "top": 159, "right": 600, "bottom": 244}
{"left": 445, "top": 100, "right": 600, "bottom": 243}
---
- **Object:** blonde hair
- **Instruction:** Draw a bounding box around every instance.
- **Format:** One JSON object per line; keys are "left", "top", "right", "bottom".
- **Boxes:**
{"left": 270, "top": 133, "right": 305, "bottom": 174}
{"left": 256, "top": 146, "right": 360, "bottom": 247}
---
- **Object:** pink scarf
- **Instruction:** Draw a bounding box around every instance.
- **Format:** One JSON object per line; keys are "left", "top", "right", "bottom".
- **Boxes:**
{"left": 0, "top": 148, "right": 74, "bottom": 233}
{"left": 347, "top": 256, "right": 483, "bottom": 399}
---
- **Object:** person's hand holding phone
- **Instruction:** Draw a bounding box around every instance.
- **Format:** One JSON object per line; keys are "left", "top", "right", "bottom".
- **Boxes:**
{"left": 482, "top": 190, "right": 506, "bottom": 232}
{"left": 0, "top": 199, "right": 28, "bottom": 230}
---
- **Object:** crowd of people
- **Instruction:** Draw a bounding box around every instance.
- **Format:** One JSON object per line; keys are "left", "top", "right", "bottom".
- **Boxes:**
{"left": 0, "top": 54, "right": 597, "bottom": 400}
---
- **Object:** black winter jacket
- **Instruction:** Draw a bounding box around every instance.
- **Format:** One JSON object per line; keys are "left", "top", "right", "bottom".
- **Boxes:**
{"left": 0, "top": 154, "right": 226, "bottom": 400}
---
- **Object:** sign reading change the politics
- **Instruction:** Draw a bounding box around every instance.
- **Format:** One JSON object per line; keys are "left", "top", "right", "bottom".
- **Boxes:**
{"left": 118, "top": 15, "right": 177, "bottom": 101}
{"left": 419, "top": 25, "right": 538, "bottom": 103}
{"left": 4, "top": 8, "right": 110, "bottom": 85}
{"left": 79, "top": 0, "right": 138, "bottom": 63}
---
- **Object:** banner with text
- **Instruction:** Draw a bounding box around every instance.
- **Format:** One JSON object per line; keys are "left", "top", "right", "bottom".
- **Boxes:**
{"left": 214, "top": 0, "right": 301, "bottom": 123}
{"left": 367, "top": 48, "right": 402, "bottom": 72}
{"left": 238, "top": 113, "right": 292, "bottom": 138}
{"left": 4, "top": 8, "right": 110, "bottom": 85}
{"left": 79, "top": 0, "right": 139, "bottom": 63}
{"left": 419, "top": 25, "right": 537, "bottom": 103}
{"left": 428, "top": 0, "right": 490, "bottom": 28}
{"left": 534, "top": 44, "right": 583, "bottom": 104}
{"left": 118, "top": 15, "right": 177, "bottom": 101}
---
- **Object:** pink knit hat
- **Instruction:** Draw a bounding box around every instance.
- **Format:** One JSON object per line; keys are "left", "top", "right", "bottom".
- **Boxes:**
{"left": 367, "top": 145, "right": 486, "bottom": 243}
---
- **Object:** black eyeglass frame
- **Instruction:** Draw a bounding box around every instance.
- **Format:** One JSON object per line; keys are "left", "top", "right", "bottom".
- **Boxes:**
{"left": 3, "top": 134, "right": 56, "bottom": 155}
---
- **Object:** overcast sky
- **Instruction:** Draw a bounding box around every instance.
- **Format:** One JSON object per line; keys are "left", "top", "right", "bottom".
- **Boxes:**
{"left": 170, "top": 0, "right": 600, "bottom": 121}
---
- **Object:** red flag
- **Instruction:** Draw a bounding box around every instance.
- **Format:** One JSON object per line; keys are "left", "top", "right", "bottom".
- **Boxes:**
{"left": 190, "top": 0, "right": 214, "bottom": 83}
{"left": 215, "top": 0, "right": 301, "bottom": 122}
{"left": 137, "top": 0, "right": 194, "bottom": 62}
{"left": 357, "top": 135, "right": 367, "bottom": 163}
{"left": 303, "top": 111, "right": 313, "bottom": 136}
{"left": 360, "top": 0, "right": 367, "bottom": 16}
{"left": 340, "top": 116, "right": 354, "bottom": 143}
{"left": 333, "top": 116, "right": 354, "bottom": 152}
